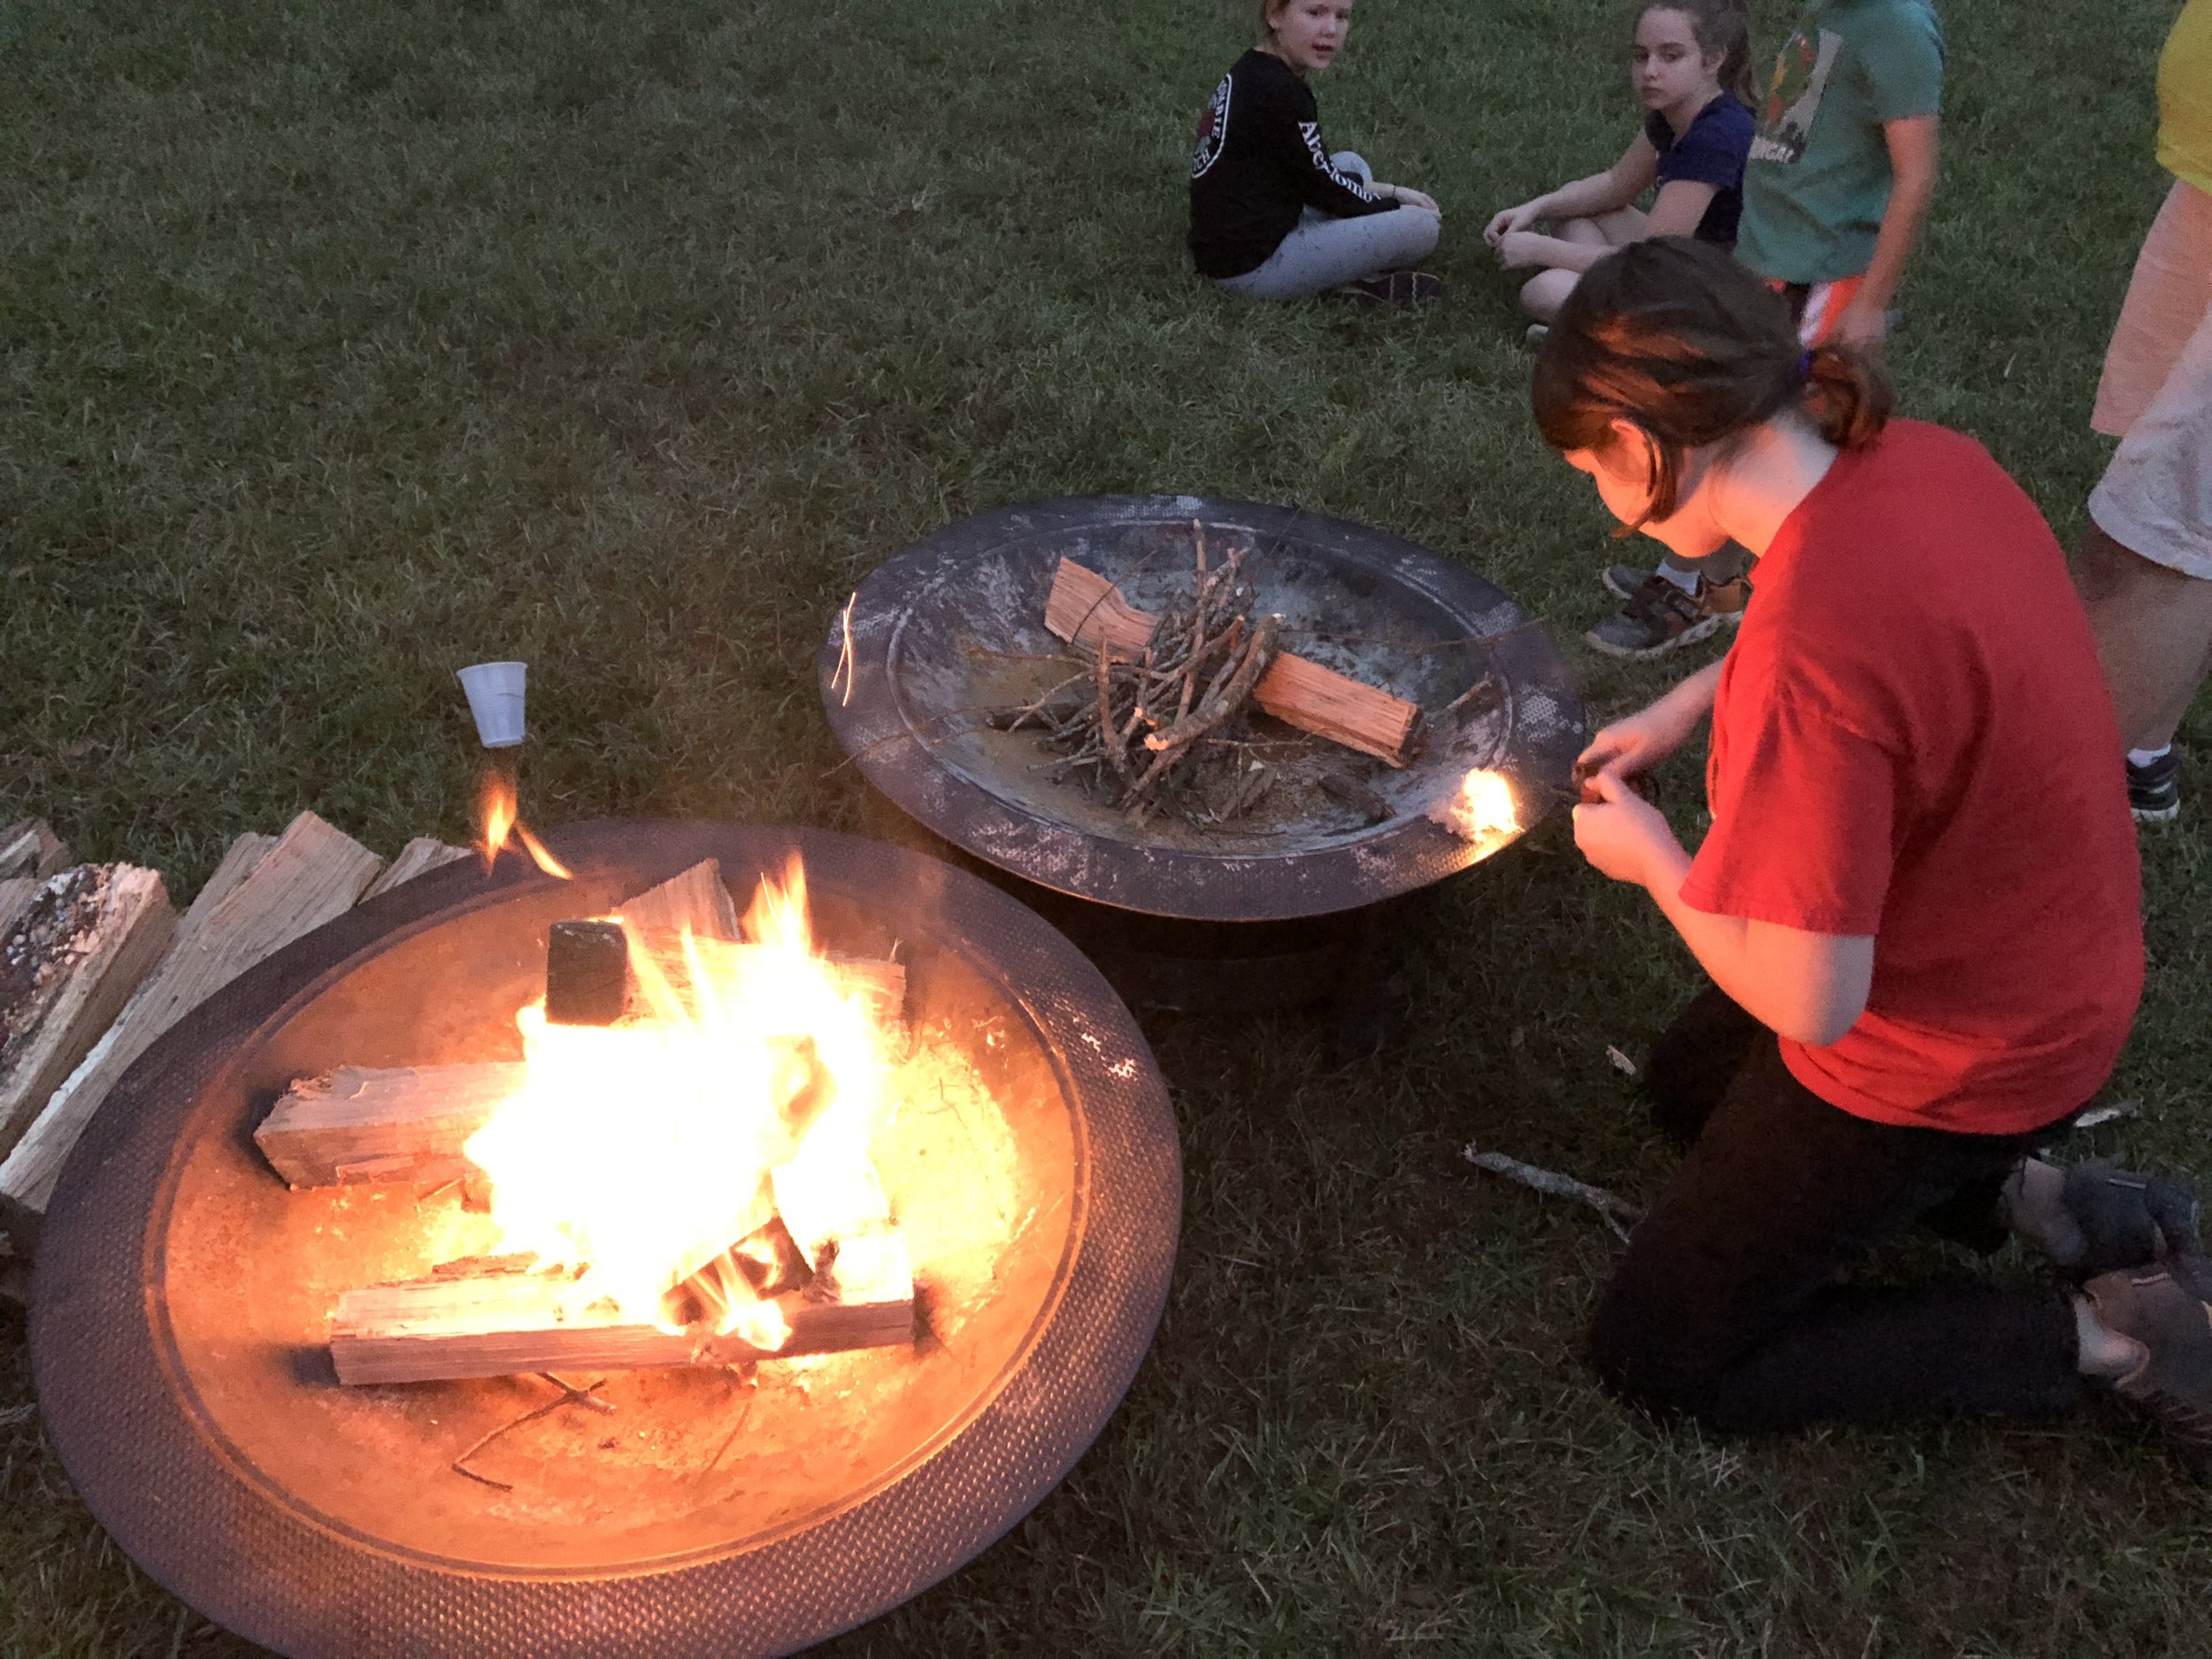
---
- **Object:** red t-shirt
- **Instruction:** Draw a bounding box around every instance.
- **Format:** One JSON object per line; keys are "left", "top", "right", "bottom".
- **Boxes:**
{"left": 1679, "top": 421, "right": 2144, "bottom": 1134}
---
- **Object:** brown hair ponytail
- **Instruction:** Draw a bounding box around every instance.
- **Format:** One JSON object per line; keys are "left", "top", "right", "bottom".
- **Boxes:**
{"left": 1532, "top": 238, "right": 1891, "bottom": 529}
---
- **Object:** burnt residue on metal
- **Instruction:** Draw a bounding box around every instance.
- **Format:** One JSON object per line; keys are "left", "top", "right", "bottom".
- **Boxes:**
{"left": 821, "top": 495, "right": 1586, "bottom": 921}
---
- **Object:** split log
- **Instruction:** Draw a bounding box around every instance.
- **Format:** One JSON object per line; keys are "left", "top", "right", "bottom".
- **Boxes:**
{"left": 364, "top": 838, "right": 473, "bottom": 901}
{"left": 1043, "top": 558, "right": 1420, "bottom": 766}
{"left": 255, "top": 1062, "right": 531, "bottom": 1188}
{"left": 615, "top": 859, "right": 741, "bottom": 942}
{"left": 0, "top": 866, "right": 175, "bottom": 1164}
{"left": 331, "top": 1232, "right": 914, "bottom": 1385}
{"left": 0, "top": 820, "right": 71, "bottom": 883}
{"left": 0, "top": 880, "right": 35, "bottom": 944}
{"left": 0, "top": 814, "right": 382, "bottom": 1252}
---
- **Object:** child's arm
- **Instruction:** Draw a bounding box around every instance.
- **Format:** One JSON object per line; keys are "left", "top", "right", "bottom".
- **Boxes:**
{"left": 1832, "top": 115, "right": 1939, "bottom": 347}
{"left": 1484, "top": 136, "right": 1658, "bottom": 245}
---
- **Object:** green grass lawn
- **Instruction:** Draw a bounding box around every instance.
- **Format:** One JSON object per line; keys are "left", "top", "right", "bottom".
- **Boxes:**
{"left": 5, "top": 0, "right": 2209, "bottom": 1651}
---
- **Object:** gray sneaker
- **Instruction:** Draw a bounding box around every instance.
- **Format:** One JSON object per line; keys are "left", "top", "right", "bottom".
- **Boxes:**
{"left": 2083, "top": 1255, "right": 2212, "bottom": 1474}
{"left": 2049, "top": 1164, "right": 2201, "bottom": 1274}
{"left": 1586, "top": 570, "right": 1742, "bottom": 658}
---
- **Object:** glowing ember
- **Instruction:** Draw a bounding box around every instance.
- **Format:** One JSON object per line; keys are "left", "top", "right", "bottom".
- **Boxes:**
{"left": 461, "top": 859, "right": 898, "bottom": 1351}
{"left": 1431, "top": 767, "right": 1520, "bottom": 842}
{"left": 478, "top": 772, "right": 573, "bottom": 879}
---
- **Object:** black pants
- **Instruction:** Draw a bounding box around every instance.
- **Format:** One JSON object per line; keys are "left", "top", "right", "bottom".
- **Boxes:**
{"left": 1587, "top": 987, "right": 2084, "bottom": 1431}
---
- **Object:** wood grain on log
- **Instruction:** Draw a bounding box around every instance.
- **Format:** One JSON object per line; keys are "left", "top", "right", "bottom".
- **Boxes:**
{"left": 614, "top": 859, "right": 741, "bottom": 942}
{"left": 0, "top": 866, "right": 175, "bottom": 1164}
{"left": 331, "top": 1233, "right": 914, "bottom": 1385}
{"left": 255, "top": 1062, "right": 530, "bottom": 1188}
{"left": 1042, "top": 559, "right": 1419, "bottom": 765}
{"left": 0, "top": 880, "right": 34, "bottom": 944}
{"left": 0, "top": 814, "right": 381, "bottom": 1248}
{"left": 364, "top": 838, "right": 474, "bottom": 901}
{"left": 0, "top": 820, "right": 71, "bottom": 883}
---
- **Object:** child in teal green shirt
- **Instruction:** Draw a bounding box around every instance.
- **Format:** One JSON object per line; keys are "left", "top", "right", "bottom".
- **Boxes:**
{"left": 1737, "top": 0, "right": 1942, "bottom": 346}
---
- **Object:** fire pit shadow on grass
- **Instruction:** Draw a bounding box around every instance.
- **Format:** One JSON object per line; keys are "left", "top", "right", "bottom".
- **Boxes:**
{"left": 823, "top": 495, "right": 1586, "bottom": 1015}
{"left": 30, "top": 821, "right": 1178, "bottom": 1659}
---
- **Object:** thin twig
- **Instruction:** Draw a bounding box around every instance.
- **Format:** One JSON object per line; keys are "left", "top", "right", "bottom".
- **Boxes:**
{"left": 450, "top": 1373, "right": 613, "bottom": 1489}
{"left": 1461, "top": 1144, "right": 1644, "bottom": 1243}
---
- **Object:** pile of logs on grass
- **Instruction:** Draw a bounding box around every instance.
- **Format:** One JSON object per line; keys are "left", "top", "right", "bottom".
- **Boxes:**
{"left": 0, "top": 813, "right": 473, "bottom": 1294}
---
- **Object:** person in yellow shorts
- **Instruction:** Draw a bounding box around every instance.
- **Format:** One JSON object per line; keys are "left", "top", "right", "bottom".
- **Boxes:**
{"left": 2076, "top": 0, "right": 2212, "bottom": 824}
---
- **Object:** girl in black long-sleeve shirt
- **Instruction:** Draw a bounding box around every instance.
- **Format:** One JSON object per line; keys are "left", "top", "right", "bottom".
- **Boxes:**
{"left": 1188, "top": 0, "right": 1441, "bottom": 300}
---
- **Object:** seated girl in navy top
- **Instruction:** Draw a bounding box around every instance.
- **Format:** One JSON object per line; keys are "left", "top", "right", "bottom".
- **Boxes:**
{"left": 1484, "top": 0, "right": 1755, "bottom": 327}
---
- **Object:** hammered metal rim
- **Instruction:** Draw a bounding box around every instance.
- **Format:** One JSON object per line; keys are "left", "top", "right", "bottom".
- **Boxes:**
{"left": 818, "top": 495, "right": 1586, "bottom": 921}
{"left": 31, "top": 821, "right": 1179, "bottom": 1659}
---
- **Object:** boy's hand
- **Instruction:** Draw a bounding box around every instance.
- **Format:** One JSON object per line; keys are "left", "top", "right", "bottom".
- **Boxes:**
{"left": 1572, "top": 770, "right": 1682, "bottom": 888}
{"left": 1830, "top": 300, "right": 1888, "bottom": 348}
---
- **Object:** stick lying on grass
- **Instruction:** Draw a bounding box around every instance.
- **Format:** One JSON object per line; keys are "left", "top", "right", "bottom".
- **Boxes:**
{"left": 1461, "top": 1143, "right": 1645, "bottom": 1243}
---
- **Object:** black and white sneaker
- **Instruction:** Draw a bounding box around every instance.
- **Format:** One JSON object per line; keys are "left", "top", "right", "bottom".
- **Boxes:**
{"left": 2128, "top": 749, "right": 2181, "bottom": 825}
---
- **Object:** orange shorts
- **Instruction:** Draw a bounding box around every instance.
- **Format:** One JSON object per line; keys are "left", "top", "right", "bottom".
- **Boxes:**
{"left": 1764, "top": 275, "right": 1868, "bottom": 347}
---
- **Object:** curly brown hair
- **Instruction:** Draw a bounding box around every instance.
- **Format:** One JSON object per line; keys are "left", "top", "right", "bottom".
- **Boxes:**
{"left": 1532, "top": 238, "right": 1891, "bottom": 531}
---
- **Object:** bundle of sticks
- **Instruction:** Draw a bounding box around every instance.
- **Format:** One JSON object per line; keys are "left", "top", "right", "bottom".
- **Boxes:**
{"left": 1001, "top": 546, "right": 1284, "bottom": 825}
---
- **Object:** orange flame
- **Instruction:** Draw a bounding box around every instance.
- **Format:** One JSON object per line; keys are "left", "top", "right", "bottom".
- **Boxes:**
{"left": 461, "top": 857, "right": 897, "bottom": 1345}
{"left": 478, "top": 772, "right": 573, "bottom": 879}
{"left": 1435, "top": 768, "right": 1520, "bottom": 842}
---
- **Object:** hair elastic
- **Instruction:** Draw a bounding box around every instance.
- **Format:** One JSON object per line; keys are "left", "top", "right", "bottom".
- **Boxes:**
{"left": 1797, "top": 349, "right": 1815, "bottom": 381}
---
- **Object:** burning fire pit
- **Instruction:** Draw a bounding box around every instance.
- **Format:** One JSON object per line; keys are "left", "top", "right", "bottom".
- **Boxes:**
{"left": 30, "top": 821, "right": 1177, "bottom": 1657}
{"left": 821, "top": 495, "right": 1584, "bottom": 1012}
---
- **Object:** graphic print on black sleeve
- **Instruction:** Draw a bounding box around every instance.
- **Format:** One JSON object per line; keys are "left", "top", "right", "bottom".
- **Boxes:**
{"left": 1193, "top": 73, "right": 1233, "bottom": 178}
{"left": 1749, "top": 27, "right": 1842, "bottom": 165}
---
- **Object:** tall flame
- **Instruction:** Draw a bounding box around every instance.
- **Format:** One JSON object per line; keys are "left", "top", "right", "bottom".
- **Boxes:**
{"left": 461, "top": 858, "right": 895, "bottom": 1348}
{"left": 478, "top": 772, "right": 573, "bottom": 879}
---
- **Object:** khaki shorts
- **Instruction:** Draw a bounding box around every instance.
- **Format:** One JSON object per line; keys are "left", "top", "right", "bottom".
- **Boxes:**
{"left": 2093, "top": 179, "right": 2212, "bottom": 438}
{"left": 2089, "top": 300, "right": 2212, "bottom": 580}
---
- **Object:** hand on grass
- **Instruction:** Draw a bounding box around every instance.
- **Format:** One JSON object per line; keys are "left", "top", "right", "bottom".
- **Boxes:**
{"left": 1484, "top": 203, "right": 1540, "bottom": 246}
{"left": 1572, "top": 770, "right": 1683, "bottom": 889}
{"left": 1394, "top": 186, "right": 1441, "bottom": 216}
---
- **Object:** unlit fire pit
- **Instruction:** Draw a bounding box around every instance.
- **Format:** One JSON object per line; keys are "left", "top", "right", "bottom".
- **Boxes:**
{"left": 31, "top": 821, "right": 1178, "bottom": 1658}
{"left": 821, "top": 495, "right": 1585, "bottom": 1014}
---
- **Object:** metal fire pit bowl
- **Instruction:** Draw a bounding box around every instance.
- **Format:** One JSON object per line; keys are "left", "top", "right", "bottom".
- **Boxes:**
{"left": 31, "top": 821, "right": 1178, "bottom": 1659}
{"left": 821, "top": 495, "right": 1585, "bottom": 924}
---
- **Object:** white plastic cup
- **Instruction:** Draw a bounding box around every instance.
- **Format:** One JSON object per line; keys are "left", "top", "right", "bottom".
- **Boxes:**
{"left": 457, "top": 661, "right": 527, "bottom": 749}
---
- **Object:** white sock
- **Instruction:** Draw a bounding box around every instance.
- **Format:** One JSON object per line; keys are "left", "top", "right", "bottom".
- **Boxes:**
{"left": 1655, "top": 562, "right": 1701, "bottom": 595}
{"left": 2128, "top": 746, "right": 2171, "bottom": 767}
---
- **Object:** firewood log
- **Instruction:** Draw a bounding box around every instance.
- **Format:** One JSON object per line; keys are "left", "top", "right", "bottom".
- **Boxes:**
{"left": 254, "top": 1062, "right": 530, "bottom": 1188}
{"left": 0, "top": 820, "right": 71, "bottom": 883}
{"left": 614, "top": 859, "right": 741, "bottom": 942}
{"left": 330, "top": 1232, "right": 914, "bottom": 1385}
{"left": 0, "top": 815, "right": 381, "bottom": 1255}
{"left": 0, "top": 865, "right": 175, "bottom": 1164}
{"left": 363, "top": 838, "right": 473, "bottom": 900}
{"left": 0, "top": 880, "right": 35, "bottom": 944}
{"left": 1043, "top": 559, "right": 1419, "bottom": 765}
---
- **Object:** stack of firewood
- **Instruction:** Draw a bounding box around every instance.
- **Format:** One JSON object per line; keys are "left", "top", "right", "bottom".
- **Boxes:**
{"left": 0, "top": 813, "right": 473, "bottom": 1300}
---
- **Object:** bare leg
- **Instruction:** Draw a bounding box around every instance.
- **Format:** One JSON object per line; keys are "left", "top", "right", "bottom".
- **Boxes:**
{"left": 1522, "top": 210, "right": 1654, "bottom": 320}
{"left": 2075, "top": 522, "right": 2212, "bottom": 749}
{"left": 1519, "top": 267, "right": 1578, "bottom": 321}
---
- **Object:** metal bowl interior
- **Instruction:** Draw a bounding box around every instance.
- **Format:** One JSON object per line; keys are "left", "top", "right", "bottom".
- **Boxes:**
{"left": 822, "top": 495, "right": 1585, "bottom": 920}
{"left": 32, "top": 822, "right": 1178, "bottom": 1659}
